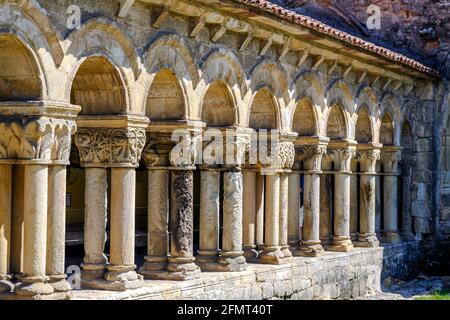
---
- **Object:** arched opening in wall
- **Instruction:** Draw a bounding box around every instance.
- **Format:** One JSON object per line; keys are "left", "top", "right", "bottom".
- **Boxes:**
{"left": 399, "top": 120, "right": 414, "bottom": 238}
{"left": 249, "top": 88, "right": 278, "bottom": 130}
{"left": 66, "top": 57, "right": 128, "bottom": 262}
{"left": 202, "top": 81, "right": 234, "bottom": 127}
{"left": 0, "top": 35, "right": 41, "bottom": 101}
{"left": 293, "top": 98, "right": 316, "bottom": 136}
{"left": 380, "top": 113, "right": 394, "bottom": 146}
{"left": 146, "top": 69, "right": 184, "bottom": 121}
{"left": 326, "top": 105, "right": 346, "bottom": 140}
{"left": 70, "top": 56, "right": 126, "bottom": 115}
{"left": 355, "top": 107, "right": 373, "bottom": 143}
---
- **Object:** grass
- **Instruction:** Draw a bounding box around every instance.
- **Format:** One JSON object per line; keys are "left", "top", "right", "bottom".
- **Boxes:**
{"left": 415, "top": 290, "right": 450, "bottom": 300}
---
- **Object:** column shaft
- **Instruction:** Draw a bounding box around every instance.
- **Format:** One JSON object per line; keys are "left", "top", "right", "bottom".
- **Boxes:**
{"left": 320, "top": 174, "right": 333, "bottom": 245}
{"left": 220, "top": 171, "right": 246, "bottom": 271}
{"left": 355, "top": 174, "right": 379, "bottom": 247}
{"left": 279, "top": 174, "right": 292, "bottom": 258}
{"left": 166, "top": 169, "right": 200, "bottom": 280}
{"left": 141, "top": 169, "right": 169, "bottom": 275}
{"left": 242, "top": 170, "right": 257, "bottom": 258}
{"left": 350, "top": 172, "right": 359, "bottom": 240}
{"left": 260, "top": 173, "right": 284, "bottom": 264}
{"left": 288, "top": 173, "right": 301, "bottom": 251}
{"left": 46, "top": 165, "right": 71, "bottom": 292}
{"left": 383, "top": 175, "right": 400, "bottom": 242}
{"left": 330, "top": 172, "right": 353, "bottom": 251}
{"left": 0, "top": 164, "right": 12, "bottom": 279}
{"left": 82, "top": 168, "right": 108, "bottom": 281}
{"left": 299, "top": 173, "right": 323, "bottom": 256}
{"left": 10, "top": 165, "right": 24, "bottom": 275}
{"left": 255, "top": 173, "right": 265, "bottom": 250}
{"left": 401, "top": 176, "right": 414, "bottom": 240}
{"left": 16, "top": 165, "right": 54, "bottom": 296}
{"left": 375, "top": 174, "right": 382, "bottom": 234}
{"left": 197, "top": 170, "right": 220, "bottom": 267}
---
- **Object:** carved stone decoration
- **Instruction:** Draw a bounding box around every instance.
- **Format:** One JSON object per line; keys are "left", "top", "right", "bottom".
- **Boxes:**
{"left": 169, "top": 131, "right": 201, "bottom": 168}
{"left": 356, "top": 149, "right": 381, "bottom": 173}
{"left": 328, "top": 146, "right": 357, "bottom": 172}
{"left": 297, "top": 145, "right": 327, "bottom": 171}
{"left": 0, "top": 116, "right": 76, "bottom": 162}
{"left": 142, "top": 134, "right": 174, "bottom": 168}
{"left": 74, "top": 127, "right": 146, "bottom": 166}
{"left": 381, "top": 149, "right": 402, "bottom": 174}
{"left": 259, "top": 141, "right": 295, "bottom": 169}
{"left": 224, "top": 135, "right": 249, "bottom": 169}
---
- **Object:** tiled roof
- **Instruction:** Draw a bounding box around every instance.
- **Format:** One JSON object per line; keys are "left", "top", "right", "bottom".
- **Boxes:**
{"left": 235, "top": 0, "right": 440, "bottom": 78}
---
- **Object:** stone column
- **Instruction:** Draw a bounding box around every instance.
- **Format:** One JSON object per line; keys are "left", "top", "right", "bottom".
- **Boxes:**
{"left": 279, "top": 173, "right": 292, "bottom": 258}
{"left": 255, "top": 173, "right": 265, "bottom": 251}
{"left": 297, "top": 144, "right": 327, "bottom": 257}
{"left": 354, "top": 146, "right": 380, "bottom": 247}
{"left": 350, "top": 161, "right": 359, "bottom": 241}
{"left": 375, "top": 162, "right": 382, "bottom": 235}
{"left": 16, "top": 164, "right": 54, "bottom": 297}
{"left": 320, "top": 160, "right": 333, "bottom": 247}
{"left": 196, "top": 168, "right": 221, "bottom": 270}
{"left": 260, "top": 172, "right": 284, "bottom": 264}
{"left": 381, "top": 147, "right": 402, "bottom": 243}
{"left": 219, "top": 169, "right": 247, "bottom": 271}
{"left": 106, "top": 167, "right": 143, "bottom": 290}
{"left": 81, "top": 167, "right": 108, "bottom": 283}
{"left": 0, "top": 164, "right": 12, "bottom": 289}
{"left": 166, "top": 168, "right": 201, "bottom": 280}
{"left": 288, "top": 173, "right": 301, "bottom": 252}
{"left": 10, "top": 165, "right": 25, "bottom": 276}
{"left": 328, "top": 142, "right": 356, "bottom": 252}
{"left": 243, "top": 170, "right": 258, "bottom": 259}
{"left": 46, "top": 165, "right": 71, "bottom": 293}
{"left": 140, "top": 168, "right": 170, "bottom": 277}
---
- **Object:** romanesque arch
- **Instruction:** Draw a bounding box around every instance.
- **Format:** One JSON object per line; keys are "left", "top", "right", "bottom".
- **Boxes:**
{"left": 145, "top": 69, "right": 186, "bottom": 121}
{"left": 0, "top": 34, "right": 42, "bottom": 101}
{"left": 326, "top": 104, "right": 347, "bottom": 140}
{"left": 70, "top": 56, "right": 127, "bottom": 115}
{"left": 249, "top": 87, "right": 279, "bottom": 130}
{"left": 292, "top": 98, "right": 319, "bottom": 136}
{"left": 355, "top": 106, "right": 373, "bottom": 143}
{"left": 380, "top": 113, "right": 394, "bottom": 146}
{"left": 201, "top": 80, "right": 235, "bottom": 127}
{"left": 380, "top": 92, "right": 402, "bottom": 146}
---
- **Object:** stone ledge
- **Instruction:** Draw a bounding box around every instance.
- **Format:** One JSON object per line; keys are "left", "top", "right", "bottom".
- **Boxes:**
{"left": 70, "top": 241, "right": 422, "bottom": 300}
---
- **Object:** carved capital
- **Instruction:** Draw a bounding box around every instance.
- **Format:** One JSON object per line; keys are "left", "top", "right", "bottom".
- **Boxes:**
{"left": 328, "top": 146, "right": 357, "bottom": 172}
{"left": 381, "top": 149, "right": 402, "bottom": 174}
{"left": 297, "top": 144, "right": 327, "bottom": 171}
{"left": 169, "top": 129, "right": 202, "bottom": 168}
{"left": 0, "top": 116, "right": 76, "bottom": 163}
{"left": 74, "top": 127, "right": 146, "bottom": 167}
{"left": 259, "top": 141, "right": 295, "bottom": 169}
{"left": 356, "top": 149, "right": 380, "bottom": 173}
{"left": 142, "top": 133, "right": 174, "bottom": 168}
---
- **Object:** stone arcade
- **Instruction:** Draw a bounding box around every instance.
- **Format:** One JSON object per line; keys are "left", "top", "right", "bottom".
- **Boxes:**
{"left": 0, "top": 0, "right": 448, "bottom": 300}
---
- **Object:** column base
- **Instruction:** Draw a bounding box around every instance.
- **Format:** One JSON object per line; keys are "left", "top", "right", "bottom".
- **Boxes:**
{"left": 259, "top": 246, "right": 289, "bottom": 265}
{"left": 15, "top": 275, "right": 54, "bottom": 298}
{"left": 0, "top": 275, "right": 13, "bottom": 293}
{"left": 196, "top": 251, "right": 220, "bottom": 272}
{"left": 354, "top": 233, "right": 380, "bottom": 248}
{"left": 102, "top": 265, "right": 143, "bottom": 291}
{"left": 217, "top": 251, "right": 247, "bottom": 272}
{"left": 381, "top": 232, "right": 401, "bottom": 244}
{"left": 81, "top": 263, "right": 107, "bottom": 284}
{"left": 139, "top": 256, "right": 168, "bottom": 278}
{"left": 48, "top": 274, "right": 72, "bottom": 293}
{"left": 145, "top": 257, "right": 201, "bottom": 281}
{"left": 297, "top": 241, "right": 324, "bottom": 257}
{"left": 400, "top": 231, "right": 416, "bottom": 241}
{"left": 243, "top": 245, "right": 259, "bottom": 262}
{"left": 281, "top": 247, "right": 293, "bottom": 259}
{"left": 328, "top": 237, "right": 354, "bottom": 252}
{"left": 350, "top": 233, "right": 358, "bottom": 242}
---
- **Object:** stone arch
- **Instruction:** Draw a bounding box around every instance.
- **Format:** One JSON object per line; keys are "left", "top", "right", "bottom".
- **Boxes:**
{"left": 292, "top": 70, "right": 324, "bottom": 134}
{"left": 145, "top": 69, "right": 185, "bottom": 121}
{"left": 355, "top": 106, "right": 373, "bottom": 143}
{"left": 355, "top": 85, "right": 379, "bottom": 143}
{"left": 326, "top": 104, "right": 347, "bottom": 140}
{"left": 401, "top": 120, "right": 413, "bottom": 151}
{"left": 198, "top": 47, "right": 247, "bottom": 124}
{"left": 249, "top": 87, "right": 279, "bottom": 130}
{"left": 380, "top": 92, "right": 402, "bottom": 145}
{"left": 201, "top": 80, "right": 235, "bottom": 127}
{"left": 380, "top": 112, "right": 395, "bottom": 146}
{"left": 61, "top": 19, "right": 138, "bottom": 109}
{"left": 143, "top": 32, "right": 198, "bottom": 118}
{"left": 292, "top": 97, "right": 319, "bottom": 136}
{"left": 325, "top": 78, "right": 355, "bottom": 115}
{"left": 70, "top": 56, "right": 127, "bottom": 115}
{"left": 0, "top": 33, "right": 43, "bottom": 101}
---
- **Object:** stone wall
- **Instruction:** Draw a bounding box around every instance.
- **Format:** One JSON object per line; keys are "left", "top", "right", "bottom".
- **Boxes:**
{"left": 72, "top": 242, "right": 423, "bottom": 300}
